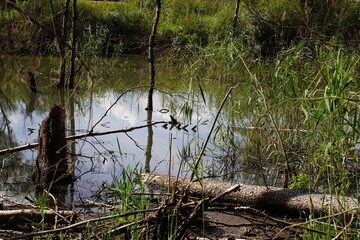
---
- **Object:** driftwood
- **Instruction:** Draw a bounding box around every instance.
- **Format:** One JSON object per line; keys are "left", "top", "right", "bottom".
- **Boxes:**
{"left": 141, "top": 173, "right": 359, "bottom": 216}
{"left": 0, "top": 209, "right": 75, "bottom": 224}
{"left": 33, "top": 105, "right": 69, "bottom": 184}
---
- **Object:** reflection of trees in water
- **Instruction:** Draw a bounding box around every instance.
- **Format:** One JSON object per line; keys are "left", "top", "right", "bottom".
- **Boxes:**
{"left": 0, "top": 80, "right": 35, "bottom": 196}
{"left": 145, "top": 110, "right": 153, "bottom": 173}
{"left": 1, "top": 56, "right": 248, "bottom": 205}
{"left": 68, "top": 94, "right": 76, "bottom": 207}
{"left": 0, "top": 87, "right": 15, "bottom": 110}
{"left": 0, "top": 74, "right": 80, "bottom": 207}
{"left": 0, "top": 150, "right": 35, "bottom": 198}
{"left": 0, "top": 88, "right": 17, "bottom": 150}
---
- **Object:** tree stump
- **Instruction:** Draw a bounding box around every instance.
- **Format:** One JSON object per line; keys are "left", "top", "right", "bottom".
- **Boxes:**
{"left": 34, "top": 105, "right": 70, "bottom": 184}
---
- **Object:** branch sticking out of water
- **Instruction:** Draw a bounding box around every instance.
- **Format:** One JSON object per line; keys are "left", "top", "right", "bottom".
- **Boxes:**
{"left": 0, "top": 121, "right": 167, "bottom": 156}
{"left": 90, "top": 85, "right": 153, "bottom": 132}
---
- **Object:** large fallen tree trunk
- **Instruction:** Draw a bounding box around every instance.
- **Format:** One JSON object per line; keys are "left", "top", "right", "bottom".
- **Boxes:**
{"left": 141, "top": 173, "right": 358, "bottom": 216}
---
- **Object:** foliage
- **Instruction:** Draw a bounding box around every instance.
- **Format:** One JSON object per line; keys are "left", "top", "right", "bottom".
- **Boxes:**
{"left": 2, "top": 0, "right": 359, "bottom": 56}
{"left": 76, "top": 0, "right": 152, "bottom": 55}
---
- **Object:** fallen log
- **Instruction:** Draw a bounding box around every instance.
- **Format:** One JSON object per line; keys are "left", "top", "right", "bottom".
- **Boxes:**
{"left": 141, "top": 173, "right": 359, "bottom": 217}
{"left": 0, "top": 209, "right": 75, "bottom": 224}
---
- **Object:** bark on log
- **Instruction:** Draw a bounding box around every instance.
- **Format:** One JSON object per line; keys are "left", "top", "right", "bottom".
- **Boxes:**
{"left": 34, "top": 105, "right": 69, "bottom": 184}
{"left": 0, "top": 209, "right": 75, "bottom": 224}
{"left": 141, "top": 173, "right": 358, "bottom": 216}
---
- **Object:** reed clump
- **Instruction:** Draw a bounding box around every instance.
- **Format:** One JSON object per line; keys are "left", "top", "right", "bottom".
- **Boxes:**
{"left": 200, "top": 41, "right": 360, "bottom": 238}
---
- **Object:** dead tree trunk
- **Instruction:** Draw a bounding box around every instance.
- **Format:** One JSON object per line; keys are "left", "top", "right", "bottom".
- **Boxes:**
{"left": 34, "top": 105, "right": 70, "bottom": 184}
{"left": 141, "top": 173, "right": 358, "bottom": 217}
{"left": 146, "top": 0, "right": 161, "bottom": 111}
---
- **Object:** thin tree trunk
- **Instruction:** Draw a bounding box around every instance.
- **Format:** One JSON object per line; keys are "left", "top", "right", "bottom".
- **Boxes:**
{"left": 49, "top": 0, "right": 58, "bottom": 42}
{"left": 146, "top": 0, "right": 161, "bottom": 111}
{"left": 53, "top": 0, "right": 70, "bottom": 88}
{"left": 233, "top": 0, "right": 241, "bottom": 34}
{"left": 49, "top": 0, "right": 63, "bottom": 65}
{"left": 62, "top": 0, "right": 70, "bottom": 40}
{"left": 68, "top": 0, "right": 77, "bottom": 89}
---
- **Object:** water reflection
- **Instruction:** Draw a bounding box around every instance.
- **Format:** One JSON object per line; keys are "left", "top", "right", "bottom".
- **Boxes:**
{"left": 0, "top": 55, "right": 266, "bottom": 206}
{"left": 145, "top": 110, "right": 153, "bottom": 173}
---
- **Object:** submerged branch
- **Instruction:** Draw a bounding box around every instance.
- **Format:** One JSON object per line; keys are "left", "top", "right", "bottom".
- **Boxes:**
{"left": 0, "top": 84, "right": 178, "bottom": 156}
{"left": 90, "top": 85, "right": 153, "bottom": 132}
{"left": 0, "top": 121, "right": 167, "bottom": 156}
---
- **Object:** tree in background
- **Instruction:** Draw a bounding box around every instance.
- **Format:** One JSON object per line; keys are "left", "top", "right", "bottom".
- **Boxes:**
{"left": 146, "top": 0, "right": 161, "bottom": 111}
{"left": 2, "top": 0, "right": 78, "bottom": 89}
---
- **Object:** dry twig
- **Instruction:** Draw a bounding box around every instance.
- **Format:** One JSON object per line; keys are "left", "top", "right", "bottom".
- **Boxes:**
{"left": 10, "top": 208, "right": 160, "bottom": 240}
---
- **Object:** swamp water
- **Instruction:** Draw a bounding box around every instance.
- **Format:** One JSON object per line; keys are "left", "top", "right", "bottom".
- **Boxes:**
{"left": 0, "top": 55, "right": 274, "bottom": 207}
